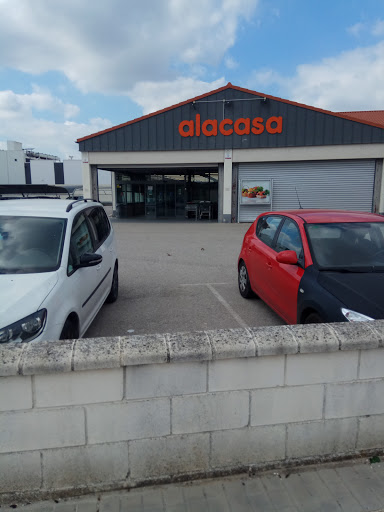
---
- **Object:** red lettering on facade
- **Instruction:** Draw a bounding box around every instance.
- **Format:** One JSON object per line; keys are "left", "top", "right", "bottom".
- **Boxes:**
{"left": 234, "top": 118, "right": 250, "bottom": 136}
{"left": 251, "top": 117, "right": 264, "bottom": 135}
{"left": 202, "top": 119, "right": 218, "bottom": 137}
{"left": 219, "top": 118, "right": 233, "bottom": 136}
{"left": 178, "top": 116, "right": 283, "bottom": 137}
{"left": 196, "top": 114, "right": 201, "bottom": 136}
{"left": 266, "top": 116, "right": 283, "bottom": 134}
{"left": 179, "top": 120, "right": 194, "bottom": 137}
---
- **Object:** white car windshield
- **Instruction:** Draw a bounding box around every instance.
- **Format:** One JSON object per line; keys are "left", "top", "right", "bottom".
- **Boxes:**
{"left": 0, "top": 216, "right": 66, "bottom": 274}
{"left": 306, "top": 222, "right": 384, "bottom": 271}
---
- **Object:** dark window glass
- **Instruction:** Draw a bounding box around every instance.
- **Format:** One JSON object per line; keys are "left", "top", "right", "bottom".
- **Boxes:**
{"left": 256, "top": 216, "right": 282, "bottom": 248}
{"left": 276, "top": 218, "right": 303, "bottom": 260}
{"left": 0, "top": 216, "right": 66, "bottom": 273}
{"left": 306, "top": 222, "right": 384, "bottom": 269}
{"left": 68, "top": 213, "right": 93, "bottom": 273}
{"left": 88, "top": 207, "right": 110, "bottom": 247}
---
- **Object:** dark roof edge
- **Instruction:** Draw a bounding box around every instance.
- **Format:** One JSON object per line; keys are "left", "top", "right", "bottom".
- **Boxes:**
{"left": 76, "top": 83, "right": 384, "bottom": 143}
{"left": 339, "top": 110, "right": 384, "bottom": 114}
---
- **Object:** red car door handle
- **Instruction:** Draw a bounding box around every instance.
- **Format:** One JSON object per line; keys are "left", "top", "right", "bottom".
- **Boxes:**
{"left": 266, "top": 261, "right": 272, "bottom": 269}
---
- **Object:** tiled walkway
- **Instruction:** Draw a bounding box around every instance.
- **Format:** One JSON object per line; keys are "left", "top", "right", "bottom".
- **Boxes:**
{"left": 2, "top": 459, "right": 384, "bottom": 511}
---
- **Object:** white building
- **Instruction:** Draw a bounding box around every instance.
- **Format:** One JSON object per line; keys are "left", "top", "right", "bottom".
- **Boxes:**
{"left": 0, "top": 141, "right": 111, "bottom": 203}
{"left": 0, "top": 141, "right": 26, "bottom": 184}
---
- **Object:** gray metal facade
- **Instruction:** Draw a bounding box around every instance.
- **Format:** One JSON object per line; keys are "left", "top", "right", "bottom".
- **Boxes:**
{"left": 238, "top": 160, "right": 376, "bottom": 222}
{"left": 78, "top": 87, "right": 384, "bottom": 153}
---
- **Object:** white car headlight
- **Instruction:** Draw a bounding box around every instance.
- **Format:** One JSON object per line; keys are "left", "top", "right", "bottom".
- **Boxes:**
{"left": 341, "top": 308, "right": 374, "bottom": 322}
{"left": 0, "top": 309, "right": 47, "bottom": 343}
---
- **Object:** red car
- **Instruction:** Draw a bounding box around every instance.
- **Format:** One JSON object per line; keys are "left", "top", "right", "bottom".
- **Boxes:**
{"left": 238, "top": 210, "right": 384, "bottom": 324}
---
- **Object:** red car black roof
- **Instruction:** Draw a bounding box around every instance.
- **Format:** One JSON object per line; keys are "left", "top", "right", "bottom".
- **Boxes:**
{"left": 264, "top": 210, "right": 384, "bottom": 223}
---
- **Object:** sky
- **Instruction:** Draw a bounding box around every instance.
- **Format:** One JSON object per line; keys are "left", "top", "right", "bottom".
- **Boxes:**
{"left": 1, "top": 0, "right": 384, "bottom": 159}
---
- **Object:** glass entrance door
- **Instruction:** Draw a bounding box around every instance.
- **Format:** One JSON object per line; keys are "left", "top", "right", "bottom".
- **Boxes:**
{"left": 175, "top": 184, "right": 185, "bottom": 217}
{"left": 156, "top": 184, "right": 176, "bottom": 217}
{"left": 145, "top": 185, "right": 156, "bottom": 218}
{"left": 118, "top": 171, "right": 218, "bottom": 220}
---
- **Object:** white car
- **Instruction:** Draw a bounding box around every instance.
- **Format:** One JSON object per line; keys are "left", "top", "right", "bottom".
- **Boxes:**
{"left": 0, "top": 198, "right": 118, "bottom": 343}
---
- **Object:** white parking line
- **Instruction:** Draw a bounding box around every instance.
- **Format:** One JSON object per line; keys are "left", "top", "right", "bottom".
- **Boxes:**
{"left": 181, "top": 282, "right": 248, "bottom": 329}
{"left": 206, "top": 284, "right": 249, "bottom": 329}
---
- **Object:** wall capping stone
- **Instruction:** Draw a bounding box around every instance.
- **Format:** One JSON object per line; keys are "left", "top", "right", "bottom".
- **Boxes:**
{"left": 2, "top": 320, "right": 384, "bottom": 503}
{"left": 1, "top": 320, "right": 384, "bottom": 377}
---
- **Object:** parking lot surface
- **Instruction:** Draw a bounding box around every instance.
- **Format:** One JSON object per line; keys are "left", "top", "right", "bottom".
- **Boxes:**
{"left": 85, "top": 220, "right": 284, "bottom": 338}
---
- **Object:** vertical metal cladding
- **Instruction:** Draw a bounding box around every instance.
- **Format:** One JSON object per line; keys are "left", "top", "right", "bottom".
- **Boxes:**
{"left": 238, "top": 160, "right": 376, "bottom": 222}
{"left": 78, "top": 87, "right": 384, "bottom": 153}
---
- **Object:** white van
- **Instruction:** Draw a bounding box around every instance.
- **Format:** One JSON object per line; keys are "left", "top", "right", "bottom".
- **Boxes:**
{"left": 0, "top": 198, "right": 118, "bottom": 342}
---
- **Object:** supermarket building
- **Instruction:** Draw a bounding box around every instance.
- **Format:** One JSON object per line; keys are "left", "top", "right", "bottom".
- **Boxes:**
{"left": 77, "top": 83, "right": 384, "bottom": 222}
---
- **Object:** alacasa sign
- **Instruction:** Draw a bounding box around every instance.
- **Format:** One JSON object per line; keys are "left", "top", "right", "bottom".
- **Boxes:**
{"left": 178, "top": 115, "right": 283, "bottom": 138}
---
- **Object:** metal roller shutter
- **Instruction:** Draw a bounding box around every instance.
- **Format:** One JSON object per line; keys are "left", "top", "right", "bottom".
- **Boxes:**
{"left": 238, "top": 160, "right": 375, "bottom": 223}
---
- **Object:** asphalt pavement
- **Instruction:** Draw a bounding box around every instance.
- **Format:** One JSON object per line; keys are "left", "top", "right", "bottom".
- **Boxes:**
{"left": 85, "top": 218, "right": 284, "bottom": 339}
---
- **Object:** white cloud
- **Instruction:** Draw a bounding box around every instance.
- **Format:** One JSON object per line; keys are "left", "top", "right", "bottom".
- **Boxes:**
{"left": 0, "top": 90, "right": 111, "bottom": 159}
{"left": 225, "top": 56, "right": 238, "bottom": 70}
{"left": 347, "top": 19, "right": 384, "bottom": 38}
{"left": 247, "top": 69, "right": 282, "bottom": 90}
{"left": 0, "top": 0, "right": 258, "bottom": 94}
{"left": 0, "top": 87, "right": 79, "bottom": 120}
{"left": 0, "top": 77, "right": 228, "bottom": 158}
{"left": 347, "top": 22, "right": 365, "bottom": 37}
{"left": 0, "top": 77, "right": 229, "bottom": 158}
{"left": 247, "top": 41, "right": 384, "bottom": 111}
{"left": 3, "top": 117, "right": 111, "bottom": 159}
{"left": 373, "top": 20, "right": 384, "bottom": 37}
{"left": 0, "top": 86, "right": 90, "bottom": 158}
{"left": 291, "top": 42, "right": 384, "bottom": 110}
{"left": 128, "top": 77, "right": 227, "bottom": 114}
{"left": 0, "top": 1, "right": 259, "bottom": 158}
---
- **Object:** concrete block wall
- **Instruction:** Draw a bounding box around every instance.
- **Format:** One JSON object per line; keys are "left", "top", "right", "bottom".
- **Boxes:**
{"left": 1, "top": 321, "right": 384, "bottom": 502}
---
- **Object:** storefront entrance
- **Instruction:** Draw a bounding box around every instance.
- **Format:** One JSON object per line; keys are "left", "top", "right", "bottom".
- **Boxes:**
{"left": 116, "top": 169, "right": 218, "bottom": 220}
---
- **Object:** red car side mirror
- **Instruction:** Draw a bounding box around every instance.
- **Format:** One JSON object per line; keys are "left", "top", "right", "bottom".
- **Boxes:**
{"left": 276, "top": 250, "right": 298, "bottom": 265}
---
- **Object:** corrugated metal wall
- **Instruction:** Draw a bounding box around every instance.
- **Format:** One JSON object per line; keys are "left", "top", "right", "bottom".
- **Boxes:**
{"left": 79, "top": 88, "right": 384, "bottom": 153}
{"left": 238, "top": 160, "right": 375, "bottom": 222}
